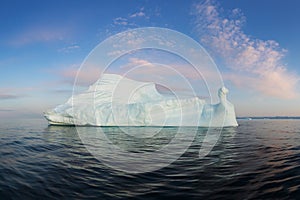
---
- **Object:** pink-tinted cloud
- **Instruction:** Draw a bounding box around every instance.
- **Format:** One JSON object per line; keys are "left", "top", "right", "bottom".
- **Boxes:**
{"left": 120, "top": 57, "right": 218, "bottom": 81}
{"left": 121, "top": 57, "right": 153, "bottom": 68}
{"left": 192, "top": 0, "right": 299, "bottom": 99}
{"left": 58, "top": 64, "right": 101, "bottom": 86}
{"left": 9, "top": 26, "right": 69, "bottom": 46}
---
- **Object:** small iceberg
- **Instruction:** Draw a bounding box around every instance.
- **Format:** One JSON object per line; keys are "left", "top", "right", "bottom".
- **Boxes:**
{"left": 44, "top": 74, "right": 238, "bottom": 127}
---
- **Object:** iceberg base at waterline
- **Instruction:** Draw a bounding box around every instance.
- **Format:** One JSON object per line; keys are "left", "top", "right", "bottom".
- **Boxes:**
{"left": 44, "top": 74, "right": 238, "bottom": 127}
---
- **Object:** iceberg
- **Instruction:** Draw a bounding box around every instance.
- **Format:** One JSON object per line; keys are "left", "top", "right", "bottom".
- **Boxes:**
{"left": 44, "top": 74, "right": 238, "bottom": 127}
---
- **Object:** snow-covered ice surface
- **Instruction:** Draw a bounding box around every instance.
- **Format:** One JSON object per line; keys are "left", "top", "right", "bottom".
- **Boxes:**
{"left": 44, "top": 74, "right": 238, "bottom": 127}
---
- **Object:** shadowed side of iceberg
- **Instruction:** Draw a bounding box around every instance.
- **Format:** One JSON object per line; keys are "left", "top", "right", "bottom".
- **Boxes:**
{"left": 199, "top": 87, "right": 238, "bottom": 127}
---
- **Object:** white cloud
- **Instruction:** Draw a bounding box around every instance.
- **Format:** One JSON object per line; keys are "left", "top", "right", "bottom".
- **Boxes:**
{"left": 107, "top": 50, "right": 128, "bottom": 57}
{"left": 129, "top": 7, "right": 146, "bottom": 18}
{"left": 122, "top": 57, "right": 153, "bottom": 68}
{"left": 112, "top": 7, "right": 147, "bottom": 28}
{"left": 192, "top": 0, "right": 299, "bottom": 99}
{"left": 58, "top": 45, "right": 80, "bottom": 53}
{"left": 130, "top": 11, "right": 146, "bottom": 18}
{"left": 113, "top": 17, "right": 128, "bottom": 25}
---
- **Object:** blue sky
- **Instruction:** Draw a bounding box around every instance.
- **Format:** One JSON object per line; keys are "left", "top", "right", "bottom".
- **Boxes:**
{"left": 1, "top": 0, "right": 300, "bottom": 118}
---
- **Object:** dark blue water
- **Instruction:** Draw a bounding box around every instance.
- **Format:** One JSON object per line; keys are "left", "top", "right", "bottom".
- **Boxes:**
{"left": 1, "top": 119, "right": 300, "bottom": 199}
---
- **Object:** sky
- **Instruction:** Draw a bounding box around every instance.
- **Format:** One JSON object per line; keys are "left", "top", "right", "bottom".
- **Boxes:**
{"left": 0, "top": 0, "right": 300, "bottom": 118}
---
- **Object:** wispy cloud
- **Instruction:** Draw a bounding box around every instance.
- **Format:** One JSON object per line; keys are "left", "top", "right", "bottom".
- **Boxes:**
{"left": 50, "top": 89, "right": 73, "bottom": 94}
{"left": 192, "top": 0, "right": 299, "bottom": 98}
{"left": 9, "top": 26, "right": 69, "bottom": 46}
{"left": 120, "top": 57, "right": 217, "bottom": 81}
{"left": 107, "top": 50, "right": 128, "bottom": 57}
{"left": 111, "top": 7, "right": 149, "bottom": 29}
{"left": 57, "top": 44, "right": 80, "bottom": 53}
{"left": 0, "top": 109, "right": 14, "bottom": 112}
{"left": 121, "top": 57, "right": 153, "bottom": 69}
{"left": 0, "top": 94, "right": 21, "bottom": 100}
{"left": 114, "top": 57, "right": 210, "bottom": 97}
{"left": 57, "top": 64, "right": 101, "bottom": 86}
{"left": 129, "top": 7, "right": 146, "bottom": 18}
{"left": 0, "top": 87, "right": 31, "bottom": 100}
{"left": 52, "top": 58, "right": 214, "bottom": 98}
{"left": 113, "top": 17, "right": 129, "bottom": 26}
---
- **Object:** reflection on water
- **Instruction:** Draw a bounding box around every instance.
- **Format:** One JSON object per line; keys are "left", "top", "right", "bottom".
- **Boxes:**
{"left": 0, "top": 119, "right": 300, "bottom": 199}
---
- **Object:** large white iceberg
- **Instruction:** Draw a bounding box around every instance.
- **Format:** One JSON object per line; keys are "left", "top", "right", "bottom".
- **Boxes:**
{"left": 44, "top": 74, "right": 238, "bottom": 127}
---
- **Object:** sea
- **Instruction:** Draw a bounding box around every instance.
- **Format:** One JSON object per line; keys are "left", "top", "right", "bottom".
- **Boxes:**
{"left": 0, "top": 118, "right": 300, "bottom": 199}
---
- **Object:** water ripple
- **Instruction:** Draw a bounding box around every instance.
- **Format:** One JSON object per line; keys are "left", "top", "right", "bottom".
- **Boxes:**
{"left": 0, "top": 119, "right": 300, "bottom": 199}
